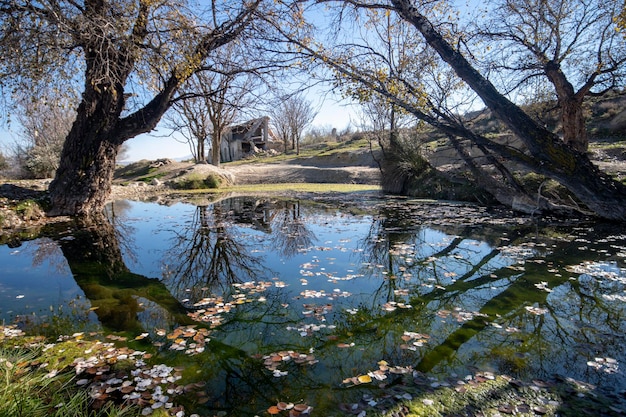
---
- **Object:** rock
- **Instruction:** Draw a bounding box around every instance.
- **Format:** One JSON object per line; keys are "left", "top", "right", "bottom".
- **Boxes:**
{"left": 0, "top": 210, "right": 22, "bottom": 229}
{"left": 149, "top": 159, "right": 173, "bottom": 168}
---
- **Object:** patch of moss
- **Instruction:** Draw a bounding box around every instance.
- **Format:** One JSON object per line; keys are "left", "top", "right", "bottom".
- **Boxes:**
{"left": 15, "top": 199, "right": 44, "bottom": 218}
{"left": 204, "top": 173, "right": 222, "bottom": 188}
{"left": 0, "top": 332, "right": 145, "bottom": 417}
{"left": 378, "top": 373, "right": 622, "bottom": 417}
{"left": 516, "top": 172, "right": 573, "bottom": 201}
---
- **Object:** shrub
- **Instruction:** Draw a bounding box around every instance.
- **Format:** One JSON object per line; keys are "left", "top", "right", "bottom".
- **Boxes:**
{"left": 204, "top": 173, "right": 221, "bottom": 189}
{"left": 175, "top": 173, "right": 221, "bottom": 190}
{"left": 15, "top": 199, "right": 45, "bottom": 220}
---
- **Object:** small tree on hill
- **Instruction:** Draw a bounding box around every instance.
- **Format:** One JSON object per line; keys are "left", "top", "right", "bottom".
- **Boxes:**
{"left": 478, "top": 0, "right": 626, "bottom": 152}
{"left": 270, "top": 93, "right": 317, "bottom": 155}
{"left": 167, "top": 44, "right": 259, "bottom": 166}
{"left": 0, "top": 150, "right": 7, "bottom": 173}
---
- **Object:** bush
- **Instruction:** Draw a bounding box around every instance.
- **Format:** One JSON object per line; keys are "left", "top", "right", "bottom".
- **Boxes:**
{"left": 0, "top": 151, "right": 7, "bottom": 172}
{"left": 204, "top": 173, "right": 221, "bottom": 189}
{"left": 175, "top": 173, "right": 221, "bottom": 190}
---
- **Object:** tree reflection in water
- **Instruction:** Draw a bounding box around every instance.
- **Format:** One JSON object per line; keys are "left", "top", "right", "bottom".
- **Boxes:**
{"left": 57, "top": 214, "right": 192, "bottom": 333}
{"left": 3, "top": 197, "right": 626, "bottom": 414}
{"left": 160, "top": 202, "right": 273, "bottom": 301}
{"left": 348, "top": 202, "right": 626, "bottom": 390}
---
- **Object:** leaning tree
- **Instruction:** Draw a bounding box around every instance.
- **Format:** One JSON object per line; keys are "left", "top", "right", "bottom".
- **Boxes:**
{"left": 0, "top": 0, "right": 262, "bottom": 216}
{"left": 387, "top": 0, "right": 626, "bottom": 219}
{"left": 278, "top": 0, "right": 626, "bottom": 220}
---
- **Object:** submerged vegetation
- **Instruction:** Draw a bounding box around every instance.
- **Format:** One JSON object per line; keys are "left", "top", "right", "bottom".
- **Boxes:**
{"left": 0, "top": 324, "right": 622, "bottom": 417}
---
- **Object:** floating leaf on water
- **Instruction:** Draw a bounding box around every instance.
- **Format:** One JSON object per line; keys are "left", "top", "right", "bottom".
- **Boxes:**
{"left": 357, "top": 374, "right": 372, "bottom": 384}
{"left": 293, "top": 403, "right": 309, "bottom": 412}
{"left": 343, "top": 377, "right": 358, "bottom": 385}
{"left": 369, "top": 370, "right": 387, "bottom": 380}
{"left": 277, "top": 402, "right": 293, "bottom": 410}
{"left": 525, "top": 306, "right": 548, "bottom": 315}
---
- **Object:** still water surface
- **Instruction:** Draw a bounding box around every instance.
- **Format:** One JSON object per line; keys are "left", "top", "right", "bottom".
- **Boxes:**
{"left": 1, "top": 195, "right": 626, "bottom": 415}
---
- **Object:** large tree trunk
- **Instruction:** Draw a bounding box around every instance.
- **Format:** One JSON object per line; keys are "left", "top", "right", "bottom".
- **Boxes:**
{"left": 44, "top": 2, "right": 260, "bottom": 217}
{"left": 48, "top": 85, "right": 124, "bottom": 217}
{"left": 48, "top": 132, "right": 120, "bottom": 217}
{"left": 544, "top": 60, "right": 588, "bottom": 153}
{"left": 391, "top": 0, "right": 626, "bottom": 220}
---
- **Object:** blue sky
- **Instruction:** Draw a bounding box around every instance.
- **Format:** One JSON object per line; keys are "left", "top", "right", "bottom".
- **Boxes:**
{"left": 0, "top": 0, "right": 479, "bottom": 162}
{"left": 0, "top": 89, "right": 358, "bottom": 162}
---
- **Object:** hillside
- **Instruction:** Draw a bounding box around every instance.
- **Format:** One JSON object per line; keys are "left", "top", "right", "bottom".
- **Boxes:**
{"left": 112, "top": 139, "right": 382, "bottom": 187}
{"left": 92, "top": 91, "right": 626, "bottom": 200}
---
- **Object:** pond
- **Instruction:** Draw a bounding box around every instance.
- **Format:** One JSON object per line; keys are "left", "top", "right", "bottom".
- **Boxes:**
{"left": 1, "top": 194, "right": 626, "bottom": 416}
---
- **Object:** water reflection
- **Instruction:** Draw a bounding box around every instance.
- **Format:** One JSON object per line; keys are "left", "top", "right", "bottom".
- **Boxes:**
{"left": 160, "top": 202, "right": 271, "bottom": 300}
{"left": 56, "top": 214, "right": 192, "bottom": 333}
{"left": 1, "top": 197, "right": 626, "bottom": 415}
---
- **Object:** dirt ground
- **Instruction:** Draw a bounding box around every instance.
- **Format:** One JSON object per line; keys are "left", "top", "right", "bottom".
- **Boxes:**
{"left": 108, "top": 149, "right": 381, "bottom": 200}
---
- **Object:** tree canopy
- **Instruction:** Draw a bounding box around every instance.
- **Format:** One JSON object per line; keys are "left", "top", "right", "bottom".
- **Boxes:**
{"left": 0, "top": 0, "right": 263, "bottom": 215}
{"left": 270, "top": 0, "right": 626, "bottom": 219}
{"left": 476, "top": 0, "right": 626, "bottom": 152}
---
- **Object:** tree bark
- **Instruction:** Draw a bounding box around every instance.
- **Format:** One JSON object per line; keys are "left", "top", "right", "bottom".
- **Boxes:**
{"left": 211, "top": 130, "right": 222, "bottom": 166}
{"left": 48, "top": 80, "right": 125, "bottom": 216}
{"left": 198, "top": 138, "right": 205, "bottom": 163}
{"left": 560, "top": 96, "right": 587, "bottom": 153}
{"left": 544, "top": 60, "right": 588, "bottom": 152}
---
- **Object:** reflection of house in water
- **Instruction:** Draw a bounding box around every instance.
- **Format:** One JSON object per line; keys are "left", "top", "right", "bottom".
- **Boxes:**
{"left": 220, "top": 116, "right": 271, "bottom": 162}
{"left": 215, "top": 197, "right": 303, "bottom": 234}
{"left": 216, "top": 197, "right": 274, "bottom": 233}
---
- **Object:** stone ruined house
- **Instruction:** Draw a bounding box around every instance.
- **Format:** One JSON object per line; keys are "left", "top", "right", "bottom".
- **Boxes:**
{"left": 220, "top": 116, "right": 272, "bottom": 163}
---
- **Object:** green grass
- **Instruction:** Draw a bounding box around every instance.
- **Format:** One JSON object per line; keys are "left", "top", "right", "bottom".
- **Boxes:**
{"left": 0, "top": 346, "right": 143, "bottom": 417}
{"left": 114, "top": 161, "right": 156, "bottom": 178}
{"left": 173, "top": 182, "right": 381, "bottom": 195}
